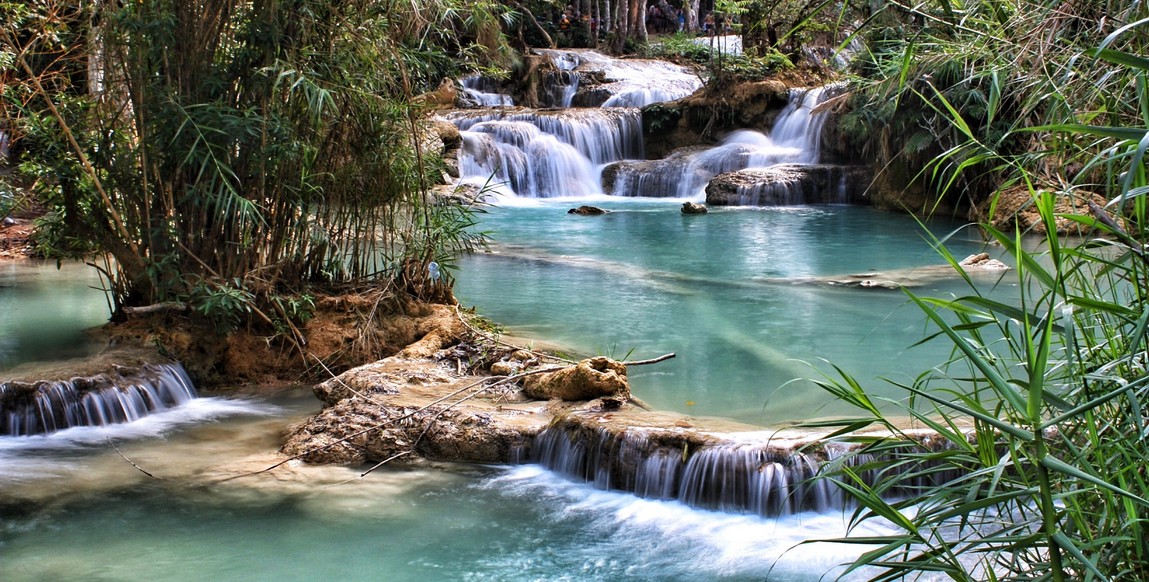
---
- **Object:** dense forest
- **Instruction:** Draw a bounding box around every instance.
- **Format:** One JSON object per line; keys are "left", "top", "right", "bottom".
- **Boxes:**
{"left": 5, "top": 0, "right": 1149, "bottom": 578}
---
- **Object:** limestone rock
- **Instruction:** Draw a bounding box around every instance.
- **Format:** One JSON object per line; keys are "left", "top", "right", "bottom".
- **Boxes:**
{"left": 680, "top": 201, "right": 708, "bottom": 214}
{"left": 522, "top": 357, "right": 629, "bottom": 401}
{"left": 959, "top": 253, "right": 1009, "bottom": 271}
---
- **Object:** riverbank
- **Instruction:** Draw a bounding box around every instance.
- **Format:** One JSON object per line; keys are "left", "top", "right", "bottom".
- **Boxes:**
{"left": 0, "top": 217, "right": 34, "bottom": 260}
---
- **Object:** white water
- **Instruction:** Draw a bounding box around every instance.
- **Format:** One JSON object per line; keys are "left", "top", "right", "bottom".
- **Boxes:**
{"left": 607, "top": 87, "right": 832, "bottom": 199}
{"left": 1, "top": 362, "right": 198, "bottom": 435}
{"left": 460, "top": 75, "right": 514, "bottom": 107}
{"left": 535, "top": 49, "right": 702, "bottom": 108}
{"left": 445, "top": 108, "right": 643, "bottom": 198}
{"left": 448, "top": 84, "right": 834, "bottom": 201}
{"left": 0, "top": 384, "right": 936, "bottom": 581}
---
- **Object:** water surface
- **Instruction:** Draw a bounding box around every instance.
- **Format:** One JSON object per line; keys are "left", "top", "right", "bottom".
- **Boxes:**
{"left": 455, "top": 198, "right": 1004, "bottom": 424}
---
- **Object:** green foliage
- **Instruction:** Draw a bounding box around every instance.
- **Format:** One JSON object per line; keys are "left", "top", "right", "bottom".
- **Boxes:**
{"left": 2, "top": 0, "right": 509, "bottom": 334}
{"left": 811, "top": 14, "right": 1149, "bottom": 580}
{"left": 841, "top": 0, "right": 1149, "bottom": 211}
{"left": 642, "top": 103, "right": 682, "bottom": 134}
{"left": 0, "top": 183, "right": 15, "bottom": 218}
{"left": 645, "top": 32, "right": 794, "bottom": 80}
{"left": 190, "top": 279, "right": 255, "bottom": 334}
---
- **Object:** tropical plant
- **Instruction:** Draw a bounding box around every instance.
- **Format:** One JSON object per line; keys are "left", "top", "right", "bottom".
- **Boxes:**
{"left": 840, "top": 0, "right": 1149, "bottom": 215}
{"left": 808, "top": 8, "right": 1149, "bottom": 580}
{"left": 2, "top": 0, "right": 508, "bottom": 337}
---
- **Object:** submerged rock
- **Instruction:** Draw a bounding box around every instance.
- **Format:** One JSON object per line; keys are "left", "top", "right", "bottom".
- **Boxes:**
{"left": 680, "top": 201, "right": 708, "bottom": 214}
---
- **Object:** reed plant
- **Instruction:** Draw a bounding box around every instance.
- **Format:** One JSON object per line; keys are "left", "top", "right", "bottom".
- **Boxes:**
{"left": 806, "top": 2, "right": 1149, "bottom": 580}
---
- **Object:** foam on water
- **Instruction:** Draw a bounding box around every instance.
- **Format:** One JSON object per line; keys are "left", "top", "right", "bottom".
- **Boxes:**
{"left": 479, "top": 465, "right": 910, "bottom": 580}
{"left": 0, "top": 397, "right": 278, "bottom": 476}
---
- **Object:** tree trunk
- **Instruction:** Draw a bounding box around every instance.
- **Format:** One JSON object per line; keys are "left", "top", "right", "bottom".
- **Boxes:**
{"left": 630, "top": 0, "right": 647, "bottom": 43}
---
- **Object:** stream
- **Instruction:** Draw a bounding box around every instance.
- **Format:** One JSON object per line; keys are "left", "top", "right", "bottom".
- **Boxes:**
{"left": 0, "top": 51, "right": 1006, "bottom": 580}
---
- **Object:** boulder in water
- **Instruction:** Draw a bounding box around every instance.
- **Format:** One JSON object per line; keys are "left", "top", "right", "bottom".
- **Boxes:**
{"left": 959, "top": 253, "right": 1009, "bottom": 270}
{"left": 522, "top": 357, "right": 629, "bottom": 401}
{"left": 681, "top": 201, "right": 708, "bottom": 214}
{"left": 568, "top": 205, "right": 608, "bottom": 216}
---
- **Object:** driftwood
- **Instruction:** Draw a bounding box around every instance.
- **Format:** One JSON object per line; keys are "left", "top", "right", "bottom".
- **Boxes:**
{"left": 122, "top": 302, "right": 189, "bottom": 316}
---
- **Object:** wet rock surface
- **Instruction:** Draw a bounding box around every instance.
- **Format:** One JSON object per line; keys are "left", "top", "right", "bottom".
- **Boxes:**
{"left": 568, "top": 205, "right": 608, "bottom": 215}
{"left": 705, "top": 164, "right": 871, "bottom": 206}
{"left": 680, "top": 201, "right": 708, "bottom": 214}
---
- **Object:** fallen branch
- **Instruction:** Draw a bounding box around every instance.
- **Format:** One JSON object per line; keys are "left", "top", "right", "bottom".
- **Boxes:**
{"left": 122, "top": 302, "right": 189, "bottom": 316}
{"left": 107, "top": 437, "right": 161, "bottom": 480}
{"left": 324, "top": 451, "right": 413, "bottom": 489}
{"left": 621, "top": 353, "right": 676, "bottom": 366}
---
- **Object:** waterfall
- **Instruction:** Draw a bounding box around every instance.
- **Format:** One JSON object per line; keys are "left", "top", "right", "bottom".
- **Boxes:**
{"left": 605, "top": 85, "right": 845, "bottom": 201}
{"left": 527, "top": 419, "right": 960, "bottom": 517}
{"left": 538, "top": 51, "right": 581, "bottom": 108}
{"left": 536, "top": 49, "right": 702, "bottom": 109}
{"left": 444, "top": 108, "right": 643, "bottom": 198}
{"left": 770, "top": 86, "right": 835, "bottom": 163}
{"left": 527, "top": 420, "right": 840, "bottom": 517}
{"left": 460, "top": 75, "right": 514, "bottom": 107}
{"left": 0, "top": 361, "right": 198, "bottom": 436}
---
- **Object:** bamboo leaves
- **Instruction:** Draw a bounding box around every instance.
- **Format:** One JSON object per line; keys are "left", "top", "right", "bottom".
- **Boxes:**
{"left": 810, "top": 6, "right": 1149, "bottom": 578}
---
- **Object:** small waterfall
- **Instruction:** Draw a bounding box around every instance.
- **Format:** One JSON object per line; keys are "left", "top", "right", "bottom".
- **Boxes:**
{"left": 538, "top": 51, "right": 581, "bottom": 108}
{"left": 770, "top": 86, "right": 836, "bottom": 163}
{"left": 606, "top": 86, "right": 838, "bottom": 200}
{"left": 528, "top": 419, "right": 960, "bottom": 517}
{"left": 528, "top": 420, "right": 839, "bottom": 517}
{"left": 460, "top": 75, "right": 513, "bottom": 107}
{"left": 445, "top": 108, "right": 643, "bottom": 198}
{"left": 0, "top": 361, "right": 198, "bottom": 436}
{"left": 536, "top": 49, "right": 702, "bottom": 109}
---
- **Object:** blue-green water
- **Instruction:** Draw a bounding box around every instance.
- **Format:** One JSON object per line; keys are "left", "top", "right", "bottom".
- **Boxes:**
{"left": 0, "top": 201, "right": 1000, "bottom": 581}
{"left": 455, "top": 198, "right": 1005, "bottom": 425}
{"left": 0, "top": 261, "right": 110, "bottom": 369}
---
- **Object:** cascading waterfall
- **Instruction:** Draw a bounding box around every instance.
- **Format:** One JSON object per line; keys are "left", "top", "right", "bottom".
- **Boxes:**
{"left": 535, "top": 49, "right": 702, "bottom": 108}
{"left": 444, "top": 108, "right": 643, "bottom": 198}
{"left": 605, "top": 86, "right": 835, "bottom": 199}
{"left": 528, "top": 423, "right": 840, "bottom": 517}
{"left": 0, "top": 361, "right": 198, "bottom": 436}
{"left": 460, "top": 75, "right": 514, "bottom": 107}
{"left": 770, "top": 85, "right": 835, "bottom": 163}
{"left": 538, "top": 51, "right": 582, "bottom": 108}
{"left": 528, "top": 420, "right": 959, "bottom": 517}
